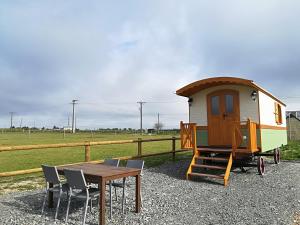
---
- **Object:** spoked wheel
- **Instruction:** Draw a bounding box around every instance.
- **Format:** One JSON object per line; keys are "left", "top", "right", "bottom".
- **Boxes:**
{"left": 257, "top": 156, "right": 265, "bottom": 175}
{"left": 274, "top": 148, "right": 280, "bottom": 164}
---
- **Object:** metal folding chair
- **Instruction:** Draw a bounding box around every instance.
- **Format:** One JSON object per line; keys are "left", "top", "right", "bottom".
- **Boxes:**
{"left": 112, "top": 160, "right": 144, "bottom": 213}
{"left": 41, "top": 165, "right": 69, "bottom": 220}
{"left": 103, "top": 159, "right": 120, "bottom": 219}
{"left": 64, "top": 169, "right": 99, "bottom": 225}
{"left": 103, "top": 159, "right": 120, "bottom": 167}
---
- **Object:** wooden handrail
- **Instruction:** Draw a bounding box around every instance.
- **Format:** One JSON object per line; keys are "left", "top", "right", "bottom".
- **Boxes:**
{"left": 247, "top": 119, "right": 258, "bottom": 151}
{"left": 180, "top": 121, "right": 197, "bottom": 150}
{"left": 0, "top": 137, "right": 180, "bottom": 153}
{"left": 231, "top": 121, "right": 242, "bottom": 157}
{"left": 232, "top": 119, "right": 258, "bottom": 156}
{"left": 224, "top": 153, "right": 233, "bottom": 186}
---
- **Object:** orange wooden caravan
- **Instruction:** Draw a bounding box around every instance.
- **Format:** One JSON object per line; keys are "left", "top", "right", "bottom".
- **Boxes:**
{"left": 177, "top": 77, "right": 287, "bottom": 186}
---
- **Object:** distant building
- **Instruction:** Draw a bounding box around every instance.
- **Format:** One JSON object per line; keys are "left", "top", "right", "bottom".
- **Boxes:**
{"left": 286, "top": 111, "right": 300, "bottom": 119}
{"left": 63, "top": 126, "right": 72, "bottom": 132}
{"left": 286, "top": 114, "right": 300, "bottom": 140}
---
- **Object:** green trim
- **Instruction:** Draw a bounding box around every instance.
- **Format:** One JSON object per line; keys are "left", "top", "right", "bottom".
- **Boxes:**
{"left": 260, "top": 129, "right": 287, "bottom": 152}
{"left": 196, "top": 130, "right": 208, "bottom": 146}
{"left": 196, "top": 128, "right": 262, "bottom": 149}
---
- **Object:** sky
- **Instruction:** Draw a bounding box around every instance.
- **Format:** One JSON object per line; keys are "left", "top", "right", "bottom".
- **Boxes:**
{"left": 0, "top": 0, "right": 300, "bottom": 129}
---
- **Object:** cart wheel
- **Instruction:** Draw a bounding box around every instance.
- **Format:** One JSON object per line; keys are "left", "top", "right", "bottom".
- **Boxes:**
{"left": 274, "top": 148, "right": 280, "bottom": 164}
{"left": 257, "top": 156, "right": 265, "bottom": 175}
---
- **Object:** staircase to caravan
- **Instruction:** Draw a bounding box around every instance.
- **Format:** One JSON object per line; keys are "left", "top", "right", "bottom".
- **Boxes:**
{"left": 180, "top": 120, "right": 258, "bottom": 186}
{"left": 180, "top": 122, "right": 233, "bottom": 186}
{"left": 186, "top": 147, "right": 233, "bottom": 186}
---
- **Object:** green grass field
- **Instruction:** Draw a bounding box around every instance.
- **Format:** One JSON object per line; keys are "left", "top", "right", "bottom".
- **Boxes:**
{"left": 0, "top": 131, "right": 191, "bottom": 194}
{"left": 0, "top": 131, "right": 183, "bottom": 173}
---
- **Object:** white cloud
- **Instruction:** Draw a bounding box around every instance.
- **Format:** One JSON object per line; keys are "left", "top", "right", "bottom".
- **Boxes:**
{"left": 0, "top": 0, "right": 299, "bottom": 128}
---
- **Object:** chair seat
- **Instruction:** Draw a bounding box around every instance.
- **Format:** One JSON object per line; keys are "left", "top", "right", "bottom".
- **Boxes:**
{"left": 111, "top": 182, "right": 125, "bottom": 188}
{"left": 49, "top": 183, "right": 69, "bottom": 192}
{"left": 71, "top": 188, "right": 99, "bottom": 199}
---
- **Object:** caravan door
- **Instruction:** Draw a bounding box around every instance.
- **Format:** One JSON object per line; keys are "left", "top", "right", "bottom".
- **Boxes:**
{"left": 207, "top": 90, "right": 240, "bottom": 146}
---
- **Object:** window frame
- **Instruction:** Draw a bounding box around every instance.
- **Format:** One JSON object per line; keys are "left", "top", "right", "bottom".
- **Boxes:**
{"left": 274, "top": 102, "right": 282, "bottom": 125}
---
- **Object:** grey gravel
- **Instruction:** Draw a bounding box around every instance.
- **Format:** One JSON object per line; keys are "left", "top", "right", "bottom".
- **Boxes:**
{"left": 0, "top": 160, "right": 299, "bottom": 225}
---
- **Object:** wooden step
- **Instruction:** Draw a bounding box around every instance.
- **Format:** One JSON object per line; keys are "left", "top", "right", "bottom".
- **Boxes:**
{"left": 192, "top": 164, "right": 226, "bottom": 170}
{"left": 197, "top": 148, "right": 232, "bottom": 153}
{"left": 189, "top": 172, "right": 224, "bottom": 179}
{"left": 196, "top": 156, "right": 228, "bottom": 162}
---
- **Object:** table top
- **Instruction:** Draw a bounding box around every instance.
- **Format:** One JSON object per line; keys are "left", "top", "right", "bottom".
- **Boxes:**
{"left": 57, "top": 163, "right": 141, "bottom": 180}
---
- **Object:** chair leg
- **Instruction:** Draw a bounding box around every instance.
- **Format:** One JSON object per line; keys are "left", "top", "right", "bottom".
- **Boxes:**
{"left": 65, "top": 193, "right": 72, "bottom": 223}
{"left": 109, "top": 181, "right": 112, "bottom": 219}
{"left": 82, "top": 198, "right": 89, "bottom": 225}
{"left": 140, "top": 190, "right": 143, "bottom": 208}
{"left": 121, "top": 178, "right": 126, "bottom": 214}
{"left": 55, "top": 190, "right": 62, "bottom": 220}
{"left": 90, "top": 199, "right": 92, "bottom": 212}
{"left": 41, "top": 189, "right": 48, "bottom": 215}
{"left": 114, "top": 186, "right": 117, "bottom": 201}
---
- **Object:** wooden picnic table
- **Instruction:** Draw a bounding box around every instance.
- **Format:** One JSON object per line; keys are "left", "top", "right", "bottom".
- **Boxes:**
{"left": 49, "top": 163, "right": 141, "bottom": 225}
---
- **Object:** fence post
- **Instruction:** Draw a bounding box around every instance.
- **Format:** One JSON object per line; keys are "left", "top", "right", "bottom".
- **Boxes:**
{"left": 137, "top": 138, "right": 142, "bottom": 157}
{"left": 85, "top": 142, "right": 91, "bottom": 162}
{"left": 172, "top": 136, "right": 176, "bottom": 161}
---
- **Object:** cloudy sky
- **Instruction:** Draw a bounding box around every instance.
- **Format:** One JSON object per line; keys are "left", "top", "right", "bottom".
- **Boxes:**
{"left": 0, "top": 1, "right": 299, "bottom": 129}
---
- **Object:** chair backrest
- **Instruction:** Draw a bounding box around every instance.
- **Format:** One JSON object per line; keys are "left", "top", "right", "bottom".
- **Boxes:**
{"left": 126, "top": 160, "right": 144, "bottom": 170}
{"left": 64, "top": 169, "right": 87, "bottom": 190}
{"left": 103, "top": 159, "right": 120, "bottom": 167}
{"left": 42, "top": 165, "right": 60, "bottom": 185}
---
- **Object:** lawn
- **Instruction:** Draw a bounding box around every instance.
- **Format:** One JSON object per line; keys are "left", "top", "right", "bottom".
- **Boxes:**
{"left": 0, "top": 131, "right": 182, "bottom": 173}
{"left": 281, "top": 140, "right": 300, "bottom": 160}
{"left": 0, "top": 131, "right": 190, "bottom": 195}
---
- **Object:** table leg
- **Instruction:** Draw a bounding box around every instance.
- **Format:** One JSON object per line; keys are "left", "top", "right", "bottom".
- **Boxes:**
{"left": 48, "top": 183, "right": 53, "bottom": 208}
{"left": 109, "top": 181, "right": 112, "bottom": 219}
{"left": 99, "top": 177, "right": 106, "bottom": 225}
{"left": 135, "top": 174, "right": 141, "bottom": 213}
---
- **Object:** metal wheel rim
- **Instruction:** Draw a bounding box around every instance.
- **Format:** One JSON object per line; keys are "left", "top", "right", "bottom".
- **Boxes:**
{"left": 258, "top": 157, "right": 265, "bottom": 175}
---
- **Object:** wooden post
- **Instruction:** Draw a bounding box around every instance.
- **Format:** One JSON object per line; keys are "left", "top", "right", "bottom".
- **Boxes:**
{"left": 137, "top": 138, "right": 142, "bottom": 157}
{"left": 172, "top": 136, "right": 176, "bottom": 161}
{"left": 180, "top": 121, "right": 183, "bottom": 149}
{"left": 85, "top": 142, "right": 91, "bottom": 162}
{"left": 135, "top": 174, "right": 141, "bottom": 213}
{"left": 193, "top": 124, "right": 197, "bottom": 155}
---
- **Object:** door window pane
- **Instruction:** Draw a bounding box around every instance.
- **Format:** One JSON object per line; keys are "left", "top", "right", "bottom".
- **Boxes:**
{"left": 225, "top": 95, "right": 234, "bottom": 113}
{"left": 211, "top": 96, "right": 219, "bottom": 115}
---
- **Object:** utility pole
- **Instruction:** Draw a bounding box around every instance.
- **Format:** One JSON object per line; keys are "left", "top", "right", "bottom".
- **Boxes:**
{"left": 9, "top": 112, "right": 15, "bottom": 129}
{"left": 157, "top": 113, "right": 160, "bottom": 134}
{"left": 71, "top": 100, "right": 78, "bottom": 133}
{"left": 137, "top": 101, "right": 146, "bottom": 134}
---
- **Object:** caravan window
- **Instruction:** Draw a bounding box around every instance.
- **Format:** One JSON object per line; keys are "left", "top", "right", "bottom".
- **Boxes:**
{"left": 225, "top": 95, "right": 234, "bottom": 113}
{"left": 274, "top": 102, "right": 282, "bottom": 125}
{"left": 211, "top": 96, "right": 220, "bottom": 115}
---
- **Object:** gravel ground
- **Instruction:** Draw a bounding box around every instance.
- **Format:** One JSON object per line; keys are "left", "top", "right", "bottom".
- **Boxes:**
{"left": 0, "top": 159, "right": 299, "bottom": 225}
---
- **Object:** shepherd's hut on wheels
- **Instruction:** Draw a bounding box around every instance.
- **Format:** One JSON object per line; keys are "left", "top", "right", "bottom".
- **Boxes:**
{"left": 176, "top": 77, "right": 287, "bottom": 186}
